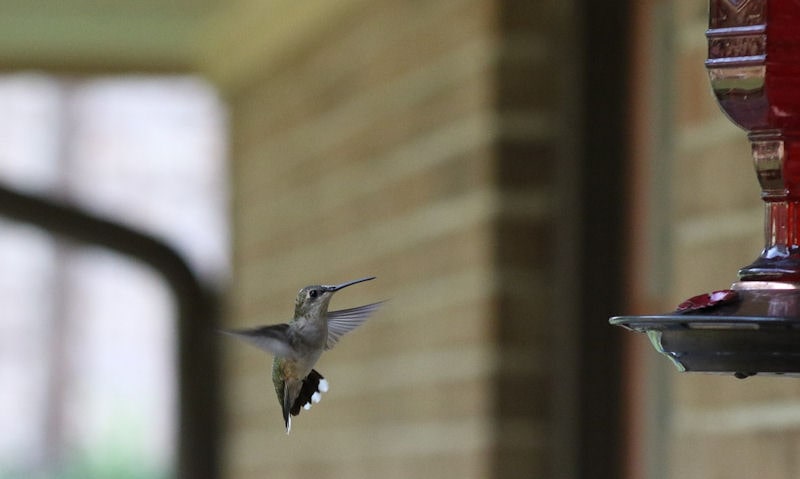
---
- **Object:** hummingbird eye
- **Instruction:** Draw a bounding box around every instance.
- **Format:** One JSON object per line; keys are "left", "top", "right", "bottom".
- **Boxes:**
{"left": 308, "top": 289, "right": 319, "bottom": 299}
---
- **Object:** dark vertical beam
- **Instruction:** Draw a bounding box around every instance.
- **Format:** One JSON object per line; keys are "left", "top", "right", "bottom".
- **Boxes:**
{"left": 491, "top": 1, "right": 632, "bottom": 476}
{"left": 489, "top": 1, "right": 569, "bottom": 476}
{"left": 0, "top": 184, "right": 221, "bottom": 479}
{"left": 575, "top": 1, "right": 632, "bottom": 478}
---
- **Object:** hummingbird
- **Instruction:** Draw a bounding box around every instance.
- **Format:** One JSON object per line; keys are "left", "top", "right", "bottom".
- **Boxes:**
{"left": 222, "top": 276, "right": 381, "bottom": 433}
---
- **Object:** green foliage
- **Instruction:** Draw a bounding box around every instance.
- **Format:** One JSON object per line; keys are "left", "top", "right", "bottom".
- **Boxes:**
{"left": 0, "top": 424, "right": 170, "bottom": 479}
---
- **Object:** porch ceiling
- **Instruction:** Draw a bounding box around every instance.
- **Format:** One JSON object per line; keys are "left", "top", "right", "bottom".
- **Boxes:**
{"left": 0, "top": 0, "right": 223, "bottom": 72}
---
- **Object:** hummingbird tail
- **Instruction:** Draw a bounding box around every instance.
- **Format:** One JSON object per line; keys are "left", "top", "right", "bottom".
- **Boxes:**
{"left": 280, "top": 371, "right": 329, "bottom": 433}
{"left": 290, "top": 369, "right": 328, "bottom": 416}
{"left": 282, "top": 379, "right": 302, "bottom": 434}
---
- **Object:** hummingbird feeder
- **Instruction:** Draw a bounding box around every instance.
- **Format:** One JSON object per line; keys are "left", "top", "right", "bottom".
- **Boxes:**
{"left": 610, "top": 0, "right": 800, "bottom": 378}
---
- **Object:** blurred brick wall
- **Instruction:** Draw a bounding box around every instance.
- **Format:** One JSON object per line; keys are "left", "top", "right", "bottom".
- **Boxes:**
{"left": 203, "top": 1, "right": 577, "bottom": 478}
{"left": 632, "top": 1, "right": 800, "bottom": 478}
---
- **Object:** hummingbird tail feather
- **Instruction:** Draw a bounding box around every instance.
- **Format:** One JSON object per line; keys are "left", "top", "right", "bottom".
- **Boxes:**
{"left": 290, "top": 369, "right": 328, "bottom": 416}
{"left": 282, "top": 380, "right": 302, "bottom": 434}
{"left": 282, "top": 399, "right": 291, "bottom": 434}
{"left": 280, "top": 372, "right": 328, "bottom": 433}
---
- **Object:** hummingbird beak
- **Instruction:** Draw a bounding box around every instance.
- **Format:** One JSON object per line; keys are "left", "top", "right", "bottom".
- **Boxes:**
{"left": 324, "top": 276, "right": 376, "bottom": 292}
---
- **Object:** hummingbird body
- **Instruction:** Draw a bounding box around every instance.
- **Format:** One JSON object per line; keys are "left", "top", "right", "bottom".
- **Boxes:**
{"left": 223, "top": 276, "right": 381, "bottom": 433}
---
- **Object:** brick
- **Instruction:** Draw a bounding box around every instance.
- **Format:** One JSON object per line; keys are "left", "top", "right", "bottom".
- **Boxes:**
{"left": 672, "top": 135, "right": 758, "bottom": 218}
{"left": 670, "top": 431, "right": 796, "bottom": 479}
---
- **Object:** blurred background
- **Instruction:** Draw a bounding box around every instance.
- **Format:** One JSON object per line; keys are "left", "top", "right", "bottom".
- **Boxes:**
{"left": 0, "top": 1, "right": 795, "bottom": 479}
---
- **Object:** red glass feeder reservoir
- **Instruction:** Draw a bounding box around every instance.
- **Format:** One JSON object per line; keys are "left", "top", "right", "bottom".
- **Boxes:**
{"left": 611, "top": 0, "right": 800, "bottom": 377}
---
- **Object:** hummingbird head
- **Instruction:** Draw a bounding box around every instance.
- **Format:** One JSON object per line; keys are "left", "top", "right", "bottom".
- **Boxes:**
{"left": 294, "top": 276, "right": 375, "bottom": 318}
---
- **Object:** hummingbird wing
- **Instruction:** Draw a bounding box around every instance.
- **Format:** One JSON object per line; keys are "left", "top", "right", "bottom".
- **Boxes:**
{"left": 325, "top": 301, "right": 383, "bottom": 349}
{"left": 220, "top": 324, "right": 295, "bottom": 358}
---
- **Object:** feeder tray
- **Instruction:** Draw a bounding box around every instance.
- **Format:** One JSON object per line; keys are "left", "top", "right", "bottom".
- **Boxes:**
{"left": 611, "top": 283, "right": 800, "bottom": 378}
